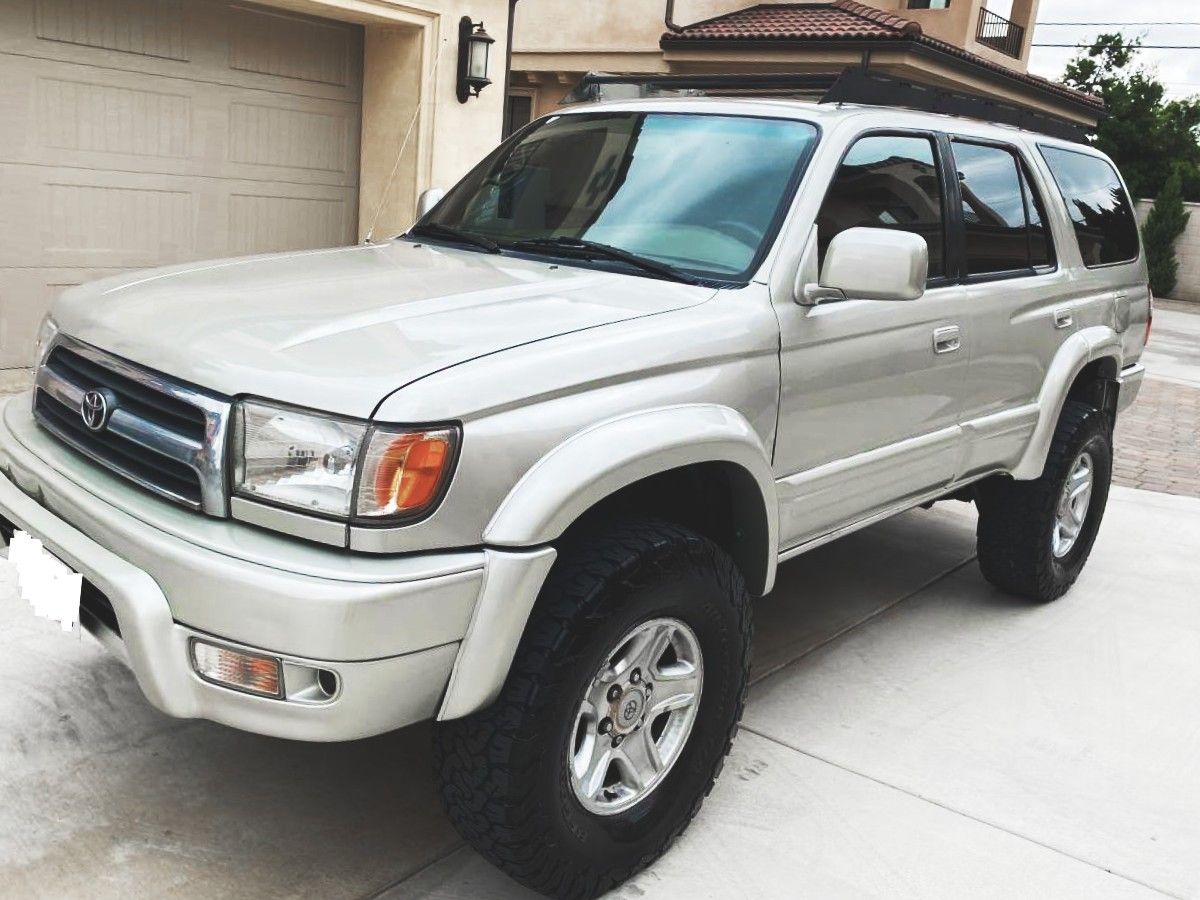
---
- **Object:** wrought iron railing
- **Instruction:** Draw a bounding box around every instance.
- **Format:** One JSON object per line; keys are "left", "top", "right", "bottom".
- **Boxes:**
{"left": 976, "top": 7, "right": 1025, "bottom": 59}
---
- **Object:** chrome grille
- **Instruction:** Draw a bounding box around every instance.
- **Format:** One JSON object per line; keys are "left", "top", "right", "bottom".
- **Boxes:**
{"left": 33, "top": 337, "right": 231, "bottom": 515}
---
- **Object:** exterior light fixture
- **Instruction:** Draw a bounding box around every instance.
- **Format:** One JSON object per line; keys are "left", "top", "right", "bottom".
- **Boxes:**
{"left": 457, "top": 17, "right": 494, "bottom": 103}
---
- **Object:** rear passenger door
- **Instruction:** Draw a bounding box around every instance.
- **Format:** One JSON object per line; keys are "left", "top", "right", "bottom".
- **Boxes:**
{"left": 951, "top": 137, "right": 1077, "bottom": 479}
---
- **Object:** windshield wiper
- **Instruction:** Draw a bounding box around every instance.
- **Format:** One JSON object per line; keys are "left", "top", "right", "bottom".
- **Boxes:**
{"left": 408, "top": 222, "right": 501, "bottom": 254}
{"left": 507, "top": 236, "right": 702, "bottom": 285}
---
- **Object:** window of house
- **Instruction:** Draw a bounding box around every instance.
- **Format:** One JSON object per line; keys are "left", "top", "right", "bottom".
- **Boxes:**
{"left": 907, "top": 0, "right": 950, "bottom": 8}
{"left": 504, "top": 94, "right": 534, "bottom": 139}
{"left": 954, "top": 141, "right": 1055, "bottom": 276}
{"left": 817, "top": 134, "right": 946, "bottom": 278}
{"left": 1040, "top": 146, "right": 1140, "bottom": 267}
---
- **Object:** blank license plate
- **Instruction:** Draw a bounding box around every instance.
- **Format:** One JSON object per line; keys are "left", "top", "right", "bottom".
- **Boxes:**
{"left": 6, "top": 530, "right": 82, "bottom": 631}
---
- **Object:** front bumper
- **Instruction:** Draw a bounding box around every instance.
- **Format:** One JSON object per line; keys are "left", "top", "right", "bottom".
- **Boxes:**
{"left": 0, "top": 394, "right": 489, "bottom": 741}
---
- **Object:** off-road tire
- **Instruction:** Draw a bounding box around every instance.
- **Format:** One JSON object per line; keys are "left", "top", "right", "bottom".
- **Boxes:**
{"left": 975, "top": 400, "right": 1112, "bottom": 601}
{"left": 433, "top": 520, "right": 752, "bottom": 900}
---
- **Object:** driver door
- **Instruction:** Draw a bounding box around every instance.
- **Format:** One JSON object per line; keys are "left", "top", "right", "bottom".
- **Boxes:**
{"left": 774, "top": 131, "right": 968, "bottom": 550}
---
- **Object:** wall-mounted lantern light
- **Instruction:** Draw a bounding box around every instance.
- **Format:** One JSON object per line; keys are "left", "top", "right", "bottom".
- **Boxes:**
{"left": 457, "top": 17, "right": 495, "bottom": 103}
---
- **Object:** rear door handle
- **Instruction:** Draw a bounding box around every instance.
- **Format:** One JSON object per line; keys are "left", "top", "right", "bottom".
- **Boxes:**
{"left": 933, "top": 325, "right": 961, "bottom": 354}
{"left": 1054, "top": 308, "right": 1074, "bottom": 329}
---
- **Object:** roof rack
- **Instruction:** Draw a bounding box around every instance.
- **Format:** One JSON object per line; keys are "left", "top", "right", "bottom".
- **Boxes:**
{"left": 561, "top": 69, "right": 1091, "bottom": 144}
{"left": 560, "top": 72, "right": 838, "bottom": 105}
{"left": 822, "top": 70, "right": 1090, "bottom": 144}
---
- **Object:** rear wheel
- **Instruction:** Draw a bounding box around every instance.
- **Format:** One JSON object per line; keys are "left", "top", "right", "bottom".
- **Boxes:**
{"left": 433, "top": 520, "right": 752, "bottom": 899}
{"left": 975, "top": 400, "right": 1112, "bottom": 601}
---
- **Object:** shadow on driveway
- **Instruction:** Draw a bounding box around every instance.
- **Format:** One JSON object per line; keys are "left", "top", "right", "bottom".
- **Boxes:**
{"left": 1, "top": 502, "right": 978, "bottom": 899}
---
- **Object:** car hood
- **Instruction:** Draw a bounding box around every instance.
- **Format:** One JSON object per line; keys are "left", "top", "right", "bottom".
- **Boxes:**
{"left": 53, "top": 242, "right": 716, "bottom": 418}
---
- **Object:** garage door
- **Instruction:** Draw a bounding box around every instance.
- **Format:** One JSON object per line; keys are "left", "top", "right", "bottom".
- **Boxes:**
{"left": 0, "top": 0, "right": 363, "bottom": 368}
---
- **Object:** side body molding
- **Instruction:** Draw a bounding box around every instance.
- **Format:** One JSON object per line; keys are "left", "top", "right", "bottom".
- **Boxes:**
{"left": 439, "top": 405, "right": 778, "bottom": 721}
{"left": 1011, "top": 326, "right": 1123, "bottom": 481}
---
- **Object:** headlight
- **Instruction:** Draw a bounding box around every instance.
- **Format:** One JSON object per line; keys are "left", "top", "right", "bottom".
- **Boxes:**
{"left": 234, "top": 401, "right": 366, "bottom": 517}
{"left": 35, "top": 314, "right": 58, "bottom": 369}
{"left": 233, "top": 400, "right": 458, "bottom": 522}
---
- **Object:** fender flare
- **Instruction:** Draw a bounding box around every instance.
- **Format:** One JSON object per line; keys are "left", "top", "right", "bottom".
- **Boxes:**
{"left": 1011, "top": 326, "right": 1123, "bottom": 480}
{"left": 438, "top": 404, "right": 778, "bottom": 721}
{"left": 485, "top": 403, "right": 778, "bottom": 557}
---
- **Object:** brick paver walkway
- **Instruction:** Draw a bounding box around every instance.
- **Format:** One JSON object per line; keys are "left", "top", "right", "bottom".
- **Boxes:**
{"left": 1114, "top": 377, "right": 1200, "bottom": 498}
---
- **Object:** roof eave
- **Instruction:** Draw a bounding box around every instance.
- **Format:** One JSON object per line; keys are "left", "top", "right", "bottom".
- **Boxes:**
{"left": 658, "top": 34, "right": 1104, "bottom": 116}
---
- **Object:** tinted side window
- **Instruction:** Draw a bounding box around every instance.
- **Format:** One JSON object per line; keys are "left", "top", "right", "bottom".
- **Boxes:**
{"left": 953, "top": 142, "right": 1057, "bottom": 276}
{"left": 954, "top": 142, "right": 1029, "bottom": 275}
{"left": 1040, "top": 147, "right": 1140, "bottom": 267}
{"left": 818, "top": 135, "right": 945, "bottom": 278}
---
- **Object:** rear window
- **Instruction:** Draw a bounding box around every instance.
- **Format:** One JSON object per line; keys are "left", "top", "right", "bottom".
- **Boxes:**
{"left": 1039, "top": 146, "right": 1140, "bottom": 267}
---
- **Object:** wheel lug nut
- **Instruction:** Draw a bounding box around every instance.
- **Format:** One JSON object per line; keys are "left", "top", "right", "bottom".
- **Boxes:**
{"left": 607, "top": 685, "right": 622, "bottom": 702}
{"left": 599, "top": 717, "right": 613, "bottom": 734}
{"left": 630, "top": 668, "right": 641, "bottom": 685}
{"left": 611, "top": 734, "right": 624, "bottom": 747}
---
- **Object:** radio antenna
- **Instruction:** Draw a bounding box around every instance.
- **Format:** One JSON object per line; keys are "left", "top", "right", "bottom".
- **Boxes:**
{"left": 364, "top": 37, "right": 447, "bottom": 244}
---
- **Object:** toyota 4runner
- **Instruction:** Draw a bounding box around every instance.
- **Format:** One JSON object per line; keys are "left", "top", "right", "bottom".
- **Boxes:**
{"left": 0, "top": 98, "right": 1149, "bottom": 898}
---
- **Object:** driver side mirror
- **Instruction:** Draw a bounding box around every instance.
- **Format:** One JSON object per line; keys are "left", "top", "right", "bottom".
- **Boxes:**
{"left": 799, "top": 227, "right": 928, "bottom": 306}
{"left": 416, "top": 187, "right": 446, "bottom": 218}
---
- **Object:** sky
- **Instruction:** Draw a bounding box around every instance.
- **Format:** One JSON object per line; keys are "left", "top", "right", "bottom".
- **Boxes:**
{"left": 1016, "top": 0, "right": 1200, "bottom": 99}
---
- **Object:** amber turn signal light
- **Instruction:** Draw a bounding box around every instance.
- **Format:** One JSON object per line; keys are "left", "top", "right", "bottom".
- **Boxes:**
{"left": 357, "top": 427, "right": 457, "bottom": 519}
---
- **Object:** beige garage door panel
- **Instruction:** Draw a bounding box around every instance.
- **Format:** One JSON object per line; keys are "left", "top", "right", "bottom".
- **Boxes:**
{"left": 0, "top": 56, "right": 361, "bottom": 186}
{"left": 0, "top": 165, "right": 357, "bottom": 267}
{"left": 0, "top": 0, "right": 361, "bottom": 102}
{"left": 0, "top": 0, "right": 364, "bottom": 369}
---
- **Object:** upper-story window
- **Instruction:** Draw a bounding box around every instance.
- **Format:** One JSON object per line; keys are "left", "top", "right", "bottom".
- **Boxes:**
{"left": 908, "top": 1, "right": 951, "bottom": 8}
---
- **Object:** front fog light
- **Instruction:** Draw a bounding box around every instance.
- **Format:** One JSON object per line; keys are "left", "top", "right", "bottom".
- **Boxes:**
{"left": 191, "top": 640, "right": 282, "bottom": 698}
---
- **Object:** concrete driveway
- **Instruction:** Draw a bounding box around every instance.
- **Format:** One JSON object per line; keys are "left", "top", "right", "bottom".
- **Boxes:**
{"left": 3, "top": 483, "right": 1198, "bottom": 900}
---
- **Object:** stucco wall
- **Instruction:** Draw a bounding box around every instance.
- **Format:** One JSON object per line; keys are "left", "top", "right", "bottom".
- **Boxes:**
{"left": 513, "top": 0, "right": 1038, "bottom": 69}
{"left": 271, "top": 0, "right": 510, "bottom": 238}
{"left": 1137, "top": 199, "right": 1200, "bottom": 303}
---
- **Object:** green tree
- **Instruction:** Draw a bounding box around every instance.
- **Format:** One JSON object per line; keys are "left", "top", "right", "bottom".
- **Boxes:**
{"left": 1144, "top": 170, "right": 1190, "bottom": 297}
{"left": 1063, "top": 34, "right": 1200, "bottom": 201}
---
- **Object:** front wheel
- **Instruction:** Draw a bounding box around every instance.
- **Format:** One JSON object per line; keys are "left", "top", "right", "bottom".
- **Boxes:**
{"left": 434, "top": 520, "right": 752, "bottom": 899}
{"left": 975, "top": 400, "right": 1113, "bottom": 601}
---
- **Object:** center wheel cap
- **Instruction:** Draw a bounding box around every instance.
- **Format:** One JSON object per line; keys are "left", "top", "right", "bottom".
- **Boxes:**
{"left": 616, "top": 688, "right": 646, "bottom": 731}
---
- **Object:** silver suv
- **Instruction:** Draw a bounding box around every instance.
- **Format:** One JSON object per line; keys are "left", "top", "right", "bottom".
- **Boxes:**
{"left": 0, "top": 98, "right": 1149, "bottom": 898}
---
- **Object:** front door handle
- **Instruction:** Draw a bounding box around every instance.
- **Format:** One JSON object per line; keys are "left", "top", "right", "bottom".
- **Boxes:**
{"left": 933, "top": 325, "right": 961, "bottom": 354}
{"left": 1054, "top": 308, "right": 1074, "bottom": 329}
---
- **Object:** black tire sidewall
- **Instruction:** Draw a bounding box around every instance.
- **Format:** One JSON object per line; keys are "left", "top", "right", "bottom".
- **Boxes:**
{"left": 1049, "top": 426, "right": 1111, "bottom": 581}
{"left": 532, "top": 538, "right": 747, "bottom": 874}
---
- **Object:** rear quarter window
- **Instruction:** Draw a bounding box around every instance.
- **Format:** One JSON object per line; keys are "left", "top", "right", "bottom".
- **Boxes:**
{"left": 1039, "top": 146, "right": 1140, "bottom": 267}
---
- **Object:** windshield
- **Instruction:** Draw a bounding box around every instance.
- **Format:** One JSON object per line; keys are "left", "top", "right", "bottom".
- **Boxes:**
{"left": 418, "top": 112, "right": 820, "bottom": 282}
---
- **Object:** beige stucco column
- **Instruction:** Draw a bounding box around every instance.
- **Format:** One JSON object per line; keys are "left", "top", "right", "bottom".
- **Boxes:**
{"left": 252, "top": 0, "right": 509, "bottom": 242}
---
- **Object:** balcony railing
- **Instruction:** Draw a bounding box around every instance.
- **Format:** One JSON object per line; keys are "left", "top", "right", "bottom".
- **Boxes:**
{"left": 976, "top": 7, "right": 1025, "bottom": 60}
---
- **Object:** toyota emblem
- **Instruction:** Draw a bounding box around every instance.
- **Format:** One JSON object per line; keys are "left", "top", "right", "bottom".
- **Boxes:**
{"left": 80, "top": 390, "right": 111, "bottom": 432}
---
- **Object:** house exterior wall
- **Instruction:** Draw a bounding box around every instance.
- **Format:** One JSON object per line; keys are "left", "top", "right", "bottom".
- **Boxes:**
{"left": 510, "top": 0, "right": 1076, "bottom": 132}
{"left": 513, "top": 0, "right": 1039, "bottom": 71}
{"left": 274, "top": 0, "right": 510, "bottom": 239}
